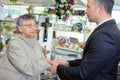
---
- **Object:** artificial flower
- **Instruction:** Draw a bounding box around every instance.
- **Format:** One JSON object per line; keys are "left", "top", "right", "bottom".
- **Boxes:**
{"left": 55, "top": 0, "right": 75, "bottom": 21}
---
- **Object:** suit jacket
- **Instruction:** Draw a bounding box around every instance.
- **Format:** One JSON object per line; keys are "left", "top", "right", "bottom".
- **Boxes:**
{"left": 57, "top": 19, "right": 120, "bottom": 80}
{"left": 0, "top": 35, "right": 50, "bottom": 80}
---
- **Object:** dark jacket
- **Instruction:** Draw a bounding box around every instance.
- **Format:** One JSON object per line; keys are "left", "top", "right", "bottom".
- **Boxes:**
{"left": 57, "top": 19, "right": 120, "bottom": 80}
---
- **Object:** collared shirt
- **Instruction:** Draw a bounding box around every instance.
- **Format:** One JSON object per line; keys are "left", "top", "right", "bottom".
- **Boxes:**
{"left": 96, "top": 18, "right": 114, "bottom": 28}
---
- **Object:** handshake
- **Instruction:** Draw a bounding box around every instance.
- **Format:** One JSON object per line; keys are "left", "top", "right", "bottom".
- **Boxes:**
{"left": 43, "top": 57, "right": 69, "bottom": 74}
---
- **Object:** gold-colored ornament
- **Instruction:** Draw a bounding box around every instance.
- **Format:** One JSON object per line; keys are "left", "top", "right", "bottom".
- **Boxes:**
{"left": 42, "top": 46, "right": 47, "bottom": 57}
{"left": 36, "top": 29, "right": 40, "bottom": 40}
{"left": 26, "top": 6, "right": 34, "bottom": 14}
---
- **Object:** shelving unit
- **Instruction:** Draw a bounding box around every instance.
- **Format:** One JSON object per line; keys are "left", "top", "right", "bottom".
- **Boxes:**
{"left": 51, "top": 30, "right": 85, "bottom": 60}
{"left": 51, "top": 15, "right": 89, "bottom": 60}
{"left": 0, "top": 20, "right": 15, "bottom": 57}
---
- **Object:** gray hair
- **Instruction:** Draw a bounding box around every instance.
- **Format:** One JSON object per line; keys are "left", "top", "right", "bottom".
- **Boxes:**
{"left": 94, "top": 0, "right": 114, "bottom": 15}
{"left": 16, "top": 14, "right": 36, "bottom": 32}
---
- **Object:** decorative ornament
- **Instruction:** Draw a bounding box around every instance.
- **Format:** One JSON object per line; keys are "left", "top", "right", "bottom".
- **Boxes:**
{"left": 26, "top": 5, "right": 34, "bottom": 14}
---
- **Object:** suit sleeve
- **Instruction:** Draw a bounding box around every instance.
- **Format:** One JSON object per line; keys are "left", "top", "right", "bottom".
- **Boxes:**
{"left": 68, "top": 59, "right": 81, "bottom": 67}
{"left": 57, "top": 32, "right": 117, "bottom": 80}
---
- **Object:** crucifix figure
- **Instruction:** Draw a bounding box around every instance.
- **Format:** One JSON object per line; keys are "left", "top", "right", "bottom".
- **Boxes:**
{"left": 41, "top": 18, "right": 52, "bottom": 42}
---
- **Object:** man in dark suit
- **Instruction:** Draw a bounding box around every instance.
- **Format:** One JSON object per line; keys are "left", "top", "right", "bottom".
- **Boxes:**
{"left": 48, "top": 0, "right": 120, "bottom": 80}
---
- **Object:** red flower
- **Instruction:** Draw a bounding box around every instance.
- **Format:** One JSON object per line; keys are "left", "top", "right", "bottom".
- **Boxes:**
{"left": 71, "top": 0, "right": 75, "bottom": 5}
{"left": 64, "top": 16, "right": 69, "bottom": 20}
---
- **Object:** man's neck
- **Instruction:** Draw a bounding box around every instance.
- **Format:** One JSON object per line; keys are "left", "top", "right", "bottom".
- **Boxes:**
{"left": 96, "top": 13, "right": 111, "bottom": 25}
{"left": 97, "top": 17, "right": 113, "bottom": 27}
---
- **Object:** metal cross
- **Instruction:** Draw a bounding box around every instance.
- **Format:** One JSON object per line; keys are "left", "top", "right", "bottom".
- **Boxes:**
{"left": 41, "top": 18, "right": 52, "bottom": 42}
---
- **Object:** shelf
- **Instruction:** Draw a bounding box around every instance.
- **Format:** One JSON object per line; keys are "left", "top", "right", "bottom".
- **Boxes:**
{"left": 0, "top": 20, "right": 13, "bottom": 22}
{"left": 54, "top": 46, "right": 83, "bottom": 57}
{"left": 56, "top": 46, "right": 82, "bottom": 53}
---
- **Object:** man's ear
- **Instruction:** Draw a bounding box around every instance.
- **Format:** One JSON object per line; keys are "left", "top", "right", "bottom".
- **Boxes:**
{"left": 98, "top": 4, "right": 104, "bottom": 14}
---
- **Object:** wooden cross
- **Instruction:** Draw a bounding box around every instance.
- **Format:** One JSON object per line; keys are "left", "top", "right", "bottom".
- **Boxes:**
{"left": 41, "top": 18, "right": 52, "bottom": 42}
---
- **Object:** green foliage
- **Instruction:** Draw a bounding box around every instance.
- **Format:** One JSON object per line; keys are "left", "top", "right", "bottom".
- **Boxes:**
{"left": 10, "top": 0, "right": 17, "bottom": 3}
{"left": 0, "top": 43, "right": 4, "bottom": 51}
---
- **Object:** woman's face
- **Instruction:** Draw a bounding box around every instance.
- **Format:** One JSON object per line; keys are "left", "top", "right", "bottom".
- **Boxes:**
{"left": 18, "top": 19, "right": 36, "bottom": 38}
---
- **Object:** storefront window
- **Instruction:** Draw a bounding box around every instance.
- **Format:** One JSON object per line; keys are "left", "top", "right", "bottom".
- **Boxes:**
{"left": 112, "top": 10, "right": 120, "bottom": 29}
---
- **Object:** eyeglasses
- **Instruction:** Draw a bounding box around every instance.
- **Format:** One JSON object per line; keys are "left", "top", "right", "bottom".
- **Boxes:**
{"left": 20, "top": 24, "right": 37, "bottom": 29}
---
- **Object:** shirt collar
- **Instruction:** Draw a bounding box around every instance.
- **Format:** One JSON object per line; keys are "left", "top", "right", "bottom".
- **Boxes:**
{"left": 96, "top": 18, "right": 114, "bottom": 28}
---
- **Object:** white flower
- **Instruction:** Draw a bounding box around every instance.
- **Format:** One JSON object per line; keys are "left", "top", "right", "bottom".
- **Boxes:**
{"left": 59, "top": 4, "right": 64, "bottom": 8}
{"left": 61, "top": 0, "right": 67, "bottom": 3}
{"left": 66, "top": 10, "right": 71, "bottom": 14}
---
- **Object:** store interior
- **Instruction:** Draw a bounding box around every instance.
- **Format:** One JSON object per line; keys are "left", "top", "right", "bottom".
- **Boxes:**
{"left": 0, "top": 0, "right": 120, "bottom": 80}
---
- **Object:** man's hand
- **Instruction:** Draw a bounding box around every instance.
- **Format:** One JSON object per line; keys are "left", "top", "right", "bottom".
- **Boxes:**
{"left": 47, "top": 60, "right": 59, "bottom": 74}
{"left": 47, "top": 59, "right": 69, "bottom": 74}
{"left": 51, "top": 59, "right": 69, "bottom": 67}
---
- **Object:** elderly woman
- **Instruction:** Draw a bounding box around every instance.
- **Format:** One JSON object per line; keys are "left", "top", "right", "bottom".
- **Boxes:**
{"left": 0, "top": 14, "right": 51, "bottom": 80}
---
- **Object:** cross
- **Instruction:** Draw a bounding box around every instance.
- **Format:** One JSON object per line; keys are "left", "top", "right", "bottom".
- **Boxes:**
{"left": 41, "top": 18, "right": 52, "bottom": 42}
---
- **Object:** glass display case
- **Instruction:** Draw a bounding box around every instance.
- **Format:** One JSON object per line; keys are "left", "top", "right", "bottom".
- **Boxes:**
{"left": 51, "top": 15, "right": 92, "bottom": 60}
{"left": 0, "top": 20, "right": 16, "bottom": 57}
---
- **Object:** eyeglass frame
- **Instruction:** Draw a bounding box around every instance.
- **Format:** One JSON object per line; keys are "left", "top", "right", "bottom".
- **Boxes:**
{"left": 19, "top": 24, "right": 38, "bottom": 29}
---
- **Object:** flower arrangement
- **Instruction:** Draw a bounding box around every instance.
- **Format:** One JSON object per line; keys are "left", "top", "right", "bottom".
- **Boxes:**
{"left": 55, "top": 0, "right": 75, "bottom": 21}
